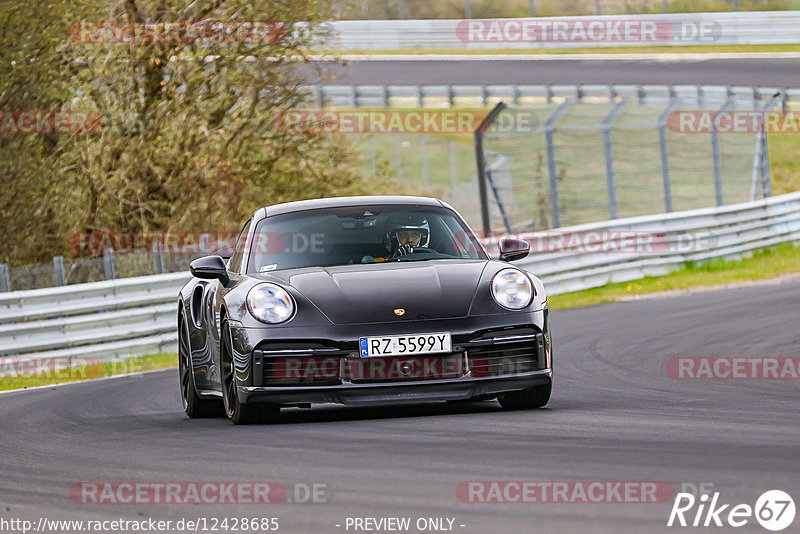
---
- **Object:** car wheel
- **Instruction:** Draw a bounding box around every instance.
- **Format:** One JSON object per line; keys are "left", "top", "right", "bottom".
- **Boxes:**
{"left": 498, "top": 383, "right": 551, "bottom": 410}
{"left": 179, "top": 311, "right": 223, "bottom": 418}
{"left": 220, "top": 317, "right": 280, "bottom": 425}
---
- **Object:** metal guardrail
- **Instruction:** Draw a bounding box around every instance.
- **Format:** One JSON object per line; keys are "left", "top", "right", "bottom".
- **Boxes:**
{"left": 0, "top": 272, "right": 189, "bottom": 361}
{"left": 1, "top": 192, "right": 799, "bottom": 364}
{"left": 309, "top": 83, "right": 800, "bottom": 109}
{"left": 515, "top": 191, "right": 800, "bottom": 294}
{"left": 326, "top": 12, "right": 800, "bottom": 50}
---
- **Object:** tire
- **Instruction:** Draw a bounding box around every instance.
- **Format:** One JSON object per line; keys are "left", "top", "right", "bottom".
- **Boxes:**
{"left": 498, "top": 383, "right": 551, "bottom": 410}
{"left": 179, "top": 311, "right": 223, "bottom": 418}
{"left": 220, "top": 317, "right": 280, "bottom": 425}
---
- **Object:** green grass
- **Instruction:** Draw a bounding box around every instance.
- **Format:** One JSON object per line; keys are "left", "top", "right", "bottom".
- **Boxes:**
{"left": 330, "top": 43, "right": 800, "bottom": 56}
{"left": 0, "top": 353, "right": 177, "bottom": 391}
{"left": 548, "top": 242, "right": 800, "bottom": 310}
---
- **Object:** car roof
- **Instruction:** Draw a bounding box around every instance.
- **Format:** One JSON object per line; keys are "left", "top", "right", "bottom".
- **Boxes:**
{"left": 257, "top": 195, "right": 446, "bottom": 219}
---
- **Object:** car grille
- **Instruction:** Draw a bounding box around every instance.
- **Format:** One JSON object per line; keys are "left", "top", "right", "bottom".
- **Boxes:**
{"left": 466, "top": 331, "right": 545, "bottom": 378}
{"left": 257, "top": 348, "right": 466, "bottom": 386}
{"left": 254, "top": 331, "right": 545, "bottom": 387}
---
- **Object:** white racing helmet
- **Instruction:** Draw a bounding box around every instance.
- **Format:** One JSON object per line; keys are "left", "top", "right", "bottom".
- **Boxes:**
{"left": 386, "top": 214, "right": 430, "bottom": 251}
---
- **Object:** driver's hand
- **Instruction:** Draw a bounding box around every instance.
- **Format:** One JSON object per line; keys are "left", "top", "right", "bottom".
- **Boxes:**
{"left": 393, "top": 244, "right": 414, "bottom": 257}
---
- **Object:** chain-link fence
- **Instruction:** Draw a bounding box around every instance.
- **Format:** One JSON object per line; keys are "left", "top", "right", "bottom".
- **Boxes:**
{"left": 473, "top": 90, "right": 777, "bottom": 234}
{"left": 1, "top": 84, "right": 786, "bottom": 291}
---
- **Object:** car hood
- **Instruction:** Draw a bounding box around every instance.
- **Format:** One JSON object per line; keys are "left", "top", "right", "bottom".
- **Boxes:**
{"left": 261, "top": 260, "right": 487, "bottom": 325}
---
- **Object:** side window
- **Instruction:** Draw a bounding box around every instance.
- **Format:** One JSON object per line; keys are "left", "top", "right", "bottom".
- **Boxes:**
{"left": 228, "top": 219, "right": 251, "bottom": 274}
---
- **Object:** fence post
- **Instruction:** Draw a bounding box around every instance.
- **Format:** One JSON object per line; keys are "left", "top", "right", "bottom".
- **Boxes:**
{"left": 543, "top": 100, "right": 575, "bottom": 228}
{"left": 421, "top": 135, "right": 429, "bottom": 187}
{"left": 448, "top": 140, "right": 457, "bottom": 190}
{"left": 528, "top": 0, "right": 536, "bottom": 17}
{"left": 602, "top": 100, "right": 630, "bottom": 220}
{"left": 474, "top": 103, "right": 507, "bottom": 237}
{"left": 103, "top": 248, "right": 116, "bottom": 280}
{"left": 711, "top": 95, "right": 733, "bottom": 207}
{"left": 153, "top": 241, "right": 164, "bottom": 274}
{"left": 760, "top": 131, "right": 772, "bottom": 198}
{"left": 0, "top": 264, "right": 9, "bottom": 292}
{"left": 657, "top": 100, "right": 680, "bottom": 213}
{"left": 53, "top": 256, "right": 65, "bottom": 286}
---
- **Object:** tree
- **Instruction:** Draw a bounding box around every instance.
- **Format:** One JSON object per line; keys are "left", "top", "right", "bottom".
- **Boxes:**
{"left": 0, "top": 0, "right": 389, "bottom": 266}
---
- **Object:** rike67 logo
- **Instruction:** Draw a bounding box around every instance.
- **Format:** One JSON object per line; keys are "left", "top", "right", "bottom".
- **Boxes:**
{"left": 668, "top": 489, "right": 795, "bottom": 531}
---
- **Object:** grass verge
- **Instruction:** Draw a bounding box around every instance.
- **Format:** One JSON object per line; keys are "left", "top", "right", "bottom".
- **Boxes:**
{"left": 548, "top": 242, "right": 800, "bottom": 310}
{"left": 0, "top": 353, "right": 177, "bottom": 392}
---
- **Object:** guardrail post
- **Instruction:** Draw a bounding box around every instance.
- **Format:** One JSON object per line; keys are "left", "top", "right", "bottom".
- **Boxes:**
{"left": 53, "top": 256, "right": 65, "bottom": 286}
{"left": 0, "top": 263, "right": 9, "bottom": 292}
{"left": 153, "top": 241, "right": 164, "bottom": 274}
{"left": 528, "top": 0, "right": 536, "bottom": 17}
{"left": 352, "top": 85, "right": 360, "bottom": 107}
{"left": 103, "top": 248, "right": 116, "bottom": 280}
{"left": 318, "top": 85, "right": 326, "bottom": 108}
{"left": 382, "top": 85, "right": 390, "bottom": 107}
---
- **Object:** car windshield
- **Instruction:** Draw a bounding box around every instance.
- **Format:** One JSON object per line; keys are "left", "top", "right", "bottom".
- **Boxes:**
{"left": 246, "top": 204, "right": 487, "bottom": 274}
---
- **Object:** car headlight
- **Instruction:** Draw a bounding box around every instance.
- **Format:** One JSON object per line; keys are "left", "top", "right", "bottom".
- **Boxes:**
{"left": 491, "top": 268, "right": 533, "bottom": 310}
{"left": 247, "top": 283, "right": 295, "bottom": 324}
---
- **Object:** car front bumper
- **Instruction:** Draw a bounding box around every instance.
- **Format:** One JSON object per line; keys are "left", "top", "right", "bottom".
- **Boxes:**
{"left": 230, "top": 310, "right": 553, "bottom": 407}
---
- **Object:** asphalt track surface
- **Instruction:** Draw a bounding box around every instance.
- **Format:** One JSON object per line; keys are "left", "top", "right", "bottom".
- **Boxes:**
{"left": 322, "top": 57, "right": 800, "bottom": 87}
{"left": 2, "top": 279, "right": 799, "bottom": 534}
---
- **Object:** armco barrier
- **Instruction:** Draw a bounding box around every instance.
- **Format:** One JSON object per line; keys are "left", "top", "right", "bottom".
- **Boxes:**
{"left": 326, "top": 12, "right": 800, "bottom": 50}
{"left": 0, "top": 272, "right": 190, "bottom": 362}
{"left": 1, "top": 192, "right": 799, "bottom": 364}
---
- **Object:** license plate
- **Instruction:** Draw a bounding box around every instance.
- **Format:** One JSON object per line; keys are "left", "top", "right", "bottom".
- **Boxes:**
{"left": 359, "top": 333, "right": 452, "bottom": 358}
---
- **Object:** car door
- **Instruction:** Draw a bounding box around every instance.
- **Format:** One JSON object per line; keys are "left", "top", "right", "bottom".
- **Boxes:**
{"left": 209, "top": 218, "right": 252, "bottom": 391}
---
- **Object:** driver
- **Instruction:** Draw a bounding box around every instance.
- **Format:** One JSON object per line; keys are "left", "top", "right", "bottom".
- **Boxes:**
{"left": 362, "top": 215, "right": 431, "bottom": 263}
{"left": 387, "top": 215, "right": 430, "bottom": 257}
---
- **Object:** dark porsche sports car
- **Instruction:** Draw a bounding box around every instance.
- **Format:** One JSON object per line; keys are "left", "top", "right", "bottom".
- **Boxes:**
{"left": 178, "top": 196, "right": 552, "bottom": 424}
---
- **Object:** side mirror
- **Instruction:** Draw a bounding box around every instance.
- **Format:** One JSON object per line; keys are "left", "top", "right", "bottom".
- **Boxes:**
{"left": 498, "top": 237, "right": 530, "bottom": 262}
{"left": 190, "top": 255, "right": 230, "bottom": 285}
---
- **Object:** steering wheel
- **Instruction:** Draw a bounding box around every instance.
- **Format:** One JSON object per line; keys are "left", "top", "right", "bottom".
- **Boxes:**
{"left": 385, "top": 247, "right": 438, "bottom": 261}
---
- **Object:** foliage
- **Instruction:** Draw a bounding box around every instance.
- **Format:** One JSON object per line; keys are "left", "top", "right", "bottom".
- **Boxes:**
{"left": 0, "top": 1, "right": 390, "bottom": 266}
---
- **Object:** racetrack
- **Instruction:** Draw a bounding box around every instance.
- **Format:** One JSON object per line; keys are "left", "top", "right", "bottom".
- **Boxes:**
{"left": 322, "top": 57, "right": 800, "bottom": 87}
{"left": 1, "top": 280, "right": 798, "bottom": 533}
